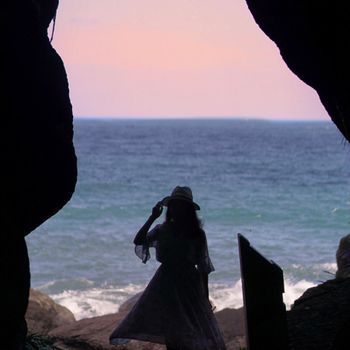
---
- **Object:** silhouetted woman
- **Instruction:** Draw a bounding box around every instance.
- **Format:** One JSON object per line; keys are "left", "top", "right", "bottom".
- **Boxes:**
{"left": 110, "top": 186, "right": 226, "bottom": 350}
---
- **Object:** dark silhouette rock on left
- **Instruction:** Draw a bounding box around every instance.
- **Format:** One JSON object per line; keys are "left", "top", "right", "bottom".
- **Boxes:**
{"left": 1, "top": 1, "right": 77, "bottom": 349}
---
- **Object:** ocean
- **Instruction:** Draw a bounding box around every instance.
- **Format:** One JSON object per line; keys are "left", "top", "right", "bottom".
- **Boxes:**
{"left": 27, "top": 118, "right": 350, "bottom": 320}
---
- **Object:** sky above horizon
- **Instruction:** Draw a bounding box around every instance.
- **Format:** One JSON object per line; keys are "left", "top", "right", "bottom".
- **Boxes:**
{"left": 53, "top": 0, "right": 328, "bottom": 120}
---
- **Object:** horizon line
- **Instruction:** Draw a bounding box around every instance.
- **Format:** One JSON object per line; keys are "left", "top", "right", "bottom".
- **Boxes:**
{"left": 73, "top": 115, "right": 330, "bottom": 122}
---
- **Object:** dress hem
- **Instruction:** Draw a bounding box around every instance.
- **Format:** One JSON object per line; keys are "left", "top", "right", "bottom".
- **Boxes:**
{"left": 110, "top": 332, "right": 166, "bottom": 346}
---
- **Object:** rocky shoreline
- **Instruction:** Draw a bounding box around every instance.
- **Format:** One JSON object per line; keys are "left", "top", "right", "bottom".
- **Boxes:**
{"left": 26, "top": 289, "right": 246, "bottom": 350}
{"left": 28, "top": 277, "right": 350, "bottom": 350}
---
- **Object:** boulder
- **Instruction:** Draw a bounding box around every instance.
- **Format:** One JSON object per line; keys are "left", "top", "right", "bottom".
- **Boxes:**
{"left": 26, "top": 289, "right": 75, "bottom": 335}
{"left": 48, "top": 294, "right": 163, "bottom": 349}
{"left": 287, "top": 278, "right": 350, "bottom": 350}
{"left": 215, "top": 307, "right": 245, "bottom": 344}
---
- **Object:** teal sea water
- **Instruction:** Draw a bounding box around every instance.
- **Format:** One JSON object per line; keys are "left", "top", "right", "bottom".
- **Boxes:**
{"left": 27, "top": 118, "right": 350, "bottom": 319}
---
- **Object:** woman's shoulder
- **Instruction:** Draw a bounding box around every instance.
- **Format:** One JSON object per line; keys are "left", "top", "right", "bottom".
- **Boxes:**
{"left": 151, "top": 222, "right": 173, "bottom": 237}
{"left": 158, "top": 221, "right": 175, "bottom": 231}
{"left": 147, "top": 223, "right": 166, "bottom": 240}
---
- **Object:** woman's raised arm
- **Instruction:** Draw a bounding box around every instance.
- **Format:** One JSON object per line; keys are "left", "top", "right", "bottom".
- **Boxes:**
{"left": 133, "top": 202, "right": 163, "bottom": 245}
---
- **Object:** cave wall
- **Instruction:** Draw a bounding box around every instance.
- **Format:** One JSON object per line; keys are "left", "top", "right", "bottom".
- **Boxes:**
{"left": 1, "top": 0, "right": 77, "bottom": 238}
{"left": 245, "top": 0, "right": 350, "bottom": 141}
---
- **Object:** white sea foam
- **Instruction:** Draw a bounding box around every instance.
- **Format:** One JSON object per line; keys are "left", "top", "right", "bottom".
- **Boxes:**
{"left": 317, "top": 262, "right": 337, "bottom": 273}
{"left": 210, "top": 280, "right": 243, "bottom": 310}
{"left": 210, "top": 278, "right": 316, "bottom": 312}
{"left": 48, "top": 284, "right": 145, "bottom": 320}
{"left": 46, "top": 278, "right": 318, "bottom": 320}
{"left": 290, "top": 262, "right": 337, "bottom": 279}
{"left": 283, "top": 279, "right": 316, "bottom": 309}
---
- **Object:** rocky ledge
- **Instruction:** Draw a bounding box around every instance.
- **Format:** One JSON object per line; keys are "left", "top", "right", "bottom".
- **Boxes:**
{"left": 28, "top": 277, "right": 350, "bottom": 350}
{"left": 26, "top": 290, "right": 246, "bottom": 350}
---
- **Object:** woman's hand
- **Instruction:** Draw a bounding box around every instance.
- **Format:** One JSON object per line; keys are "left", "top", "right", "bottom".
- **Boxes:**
{"left": 151, "top": 201, "right": 163, "bottom": 220}
{"left": 134, "top": 202, "right": 163, "bottom": 245}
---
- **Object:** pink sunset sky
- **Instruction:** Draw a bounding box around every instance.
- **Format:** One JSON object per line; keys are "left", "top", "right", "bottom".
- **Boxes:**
{"left": 53, "top": 0, "right": 328, "bottom": 120}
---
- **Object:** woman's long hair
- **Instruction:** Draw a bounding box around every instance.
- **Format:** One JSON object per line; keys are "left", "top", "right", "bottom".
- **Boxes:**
{"left": 165, "top": 200, "right": 202, "bottom": 237}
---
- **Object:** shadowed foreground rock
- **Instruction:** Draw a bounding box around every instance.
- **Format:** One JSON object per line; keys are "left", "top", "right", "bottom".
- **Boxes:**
{"left": 33, "top": 281, "right": 350, "bottom": 350}
{"left": 48, "top": 295, "right": 245, "bottom": 350}
{"left": 1, "top": 0, "right": 77, "bottom": 347}
{"left": 287, "top": 278, "right": 350, "bottom": 350}
{"left": 245, "top": 0, "right": 350, "bottom": 142}
{"left": 26, "top": 289, "right": 75, "bottom": 336}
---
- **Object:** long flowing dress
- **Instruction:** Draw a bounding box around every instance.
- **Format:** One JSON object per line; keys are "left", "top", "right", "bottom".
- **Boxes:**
{"left": 109, "top": 222, "right": 227, "bottom": 350}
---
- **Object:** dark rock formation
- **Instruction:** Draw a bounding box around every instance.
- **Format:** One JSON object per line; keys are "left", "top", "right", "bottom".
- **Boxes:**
{"left": 287, "top": 278, "right": 350, "bottom": 350}
{"left": 245, "top": 0, "right": 350, "bottom": 142}
{"left": 2, "top": 0, "right": 77, "bottom": 237}
{"left": 49, "top": 308, "right": 245, "bottom": 350}
{"left": 214, "top": 307, "right": 245, "bottom": 345}
{"left": 26, "top": 289, "right": 75, "bottom": 335}
{"left": 49, "top": 311, "right": 130, "bottom": 350}
{"left": 1, "top": 0, "right": 77, "bottom": 348}
{"left": 48, "top": 294, "right": 245, "bottom": 350}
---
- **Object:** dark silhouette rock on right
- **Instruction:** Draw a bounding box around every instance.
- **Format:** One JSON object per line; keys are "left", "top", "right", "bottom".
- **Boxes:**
{"left": 245, "top": 0, "right": 350, "bottom": 142}
{"left": 287, "top": 278, "right": 350, "bottom": 350}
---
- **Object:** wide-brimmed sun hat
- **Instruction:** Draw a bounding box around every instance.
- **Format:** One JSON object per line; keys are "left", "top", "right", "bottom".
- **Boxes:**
{"left": 161, "top": 186, "right": 200, "bottom": 210}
